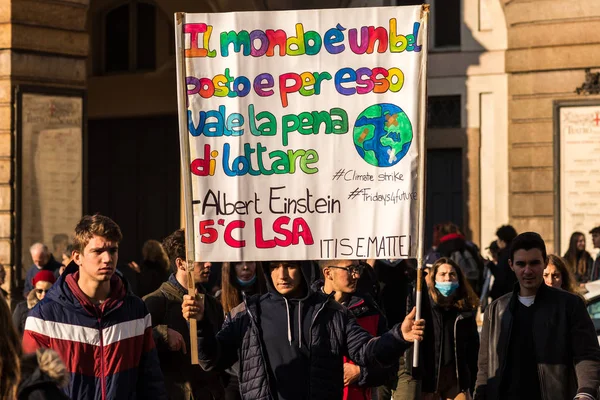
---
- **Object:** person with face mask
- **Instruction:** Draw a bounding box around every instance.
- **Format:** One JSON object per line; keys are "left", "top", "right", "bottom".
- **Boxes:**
{"left": 219, "top": 262, "right": 268, "bottom": 400}
{"left": 422, "top": 257, "right": 480, "bottom": 400}
{"left": 220, "top": 262, "right": 268, "bottom": 316}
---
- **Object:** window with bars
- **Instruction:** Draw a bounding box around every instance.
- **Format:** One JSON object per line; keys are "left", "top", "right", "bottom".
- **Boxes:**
{"left": 427, "top": 95, "right": 461, "bottom": 128}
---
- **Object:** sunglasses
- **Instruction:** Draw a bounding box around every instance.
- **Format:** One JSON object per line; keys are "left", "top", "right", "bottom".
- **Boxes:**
{"left": 328, "top": 264, "right": 364, "bottom": 276}
{"left": 35, "top": 289, "right": 50, "bottom": 295}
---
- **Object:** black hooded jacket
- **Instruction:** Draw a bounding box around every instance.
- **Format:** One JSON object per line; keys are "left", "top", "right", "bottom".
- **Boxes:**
{"left": 196, "top": 261, "right": 413, "bottom": 400}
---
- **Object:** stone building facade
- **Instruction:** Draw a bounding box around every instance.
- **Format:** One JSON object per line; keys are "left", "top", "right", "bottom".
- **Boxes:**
{"left": 0, "top": 0, "right": 596, "bottom": 297}
{"left": 502, "top": 0, "right": 600, "bottom": 254}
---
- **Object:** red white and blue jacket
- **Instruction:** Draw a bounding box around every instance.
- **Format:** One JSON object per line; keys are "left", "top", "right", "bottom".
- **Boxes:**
{"left": 22, "top": 263, "right": 167, "bottom": 400}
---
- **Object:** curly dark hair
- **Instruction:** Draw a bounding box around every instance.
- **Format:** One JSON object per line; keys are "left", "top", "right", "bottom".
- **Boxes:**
{"left": 162, "top": 229, "right": 186, "bottom": 273}
{"left": 496, "top": 225, "right": 517, "bottom": 244}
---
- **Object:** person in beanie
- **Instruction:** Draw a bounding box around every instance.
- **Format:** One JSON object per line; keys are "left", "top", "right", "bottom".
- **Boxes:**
{"left": 13, "top": 270, "right": 56, "bottom": 336}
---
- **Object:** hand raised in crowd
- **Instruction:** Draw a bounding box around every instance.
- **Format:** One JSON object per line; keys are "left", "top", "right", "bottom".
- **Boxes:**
{"left": 182, "top": 292, "right": 205, "bottom": 321}
{"left": 343, "top": 363, "right": 360, "bottom": 386}
{"left": 128, "top": 261, "right": 141, "bottom": 273}
{"left": 400, "top": 307, "right": 425, "bottom": 342}
{"left": 167, "top": 328, "right": 187, "bottom": 354}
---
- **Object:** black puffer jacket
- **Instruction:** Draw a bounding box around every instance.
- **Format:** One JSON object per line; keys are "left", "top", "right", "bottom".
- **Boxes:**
{"left": 196, "top": 261, "right": 412, "bottom": 400}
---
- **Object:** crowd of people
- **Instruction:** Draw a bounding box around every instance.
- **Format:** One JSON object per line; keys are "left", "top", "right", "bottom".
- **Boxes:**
{"left": 0, "top": 214, "right": 599, "bottom": 400}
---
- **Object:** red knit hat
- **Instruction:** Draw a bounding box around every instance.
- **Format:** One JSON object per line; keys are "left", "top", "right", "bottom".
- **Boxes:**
{"left": 32, "top": 270, "right": 56, "bottom": 287}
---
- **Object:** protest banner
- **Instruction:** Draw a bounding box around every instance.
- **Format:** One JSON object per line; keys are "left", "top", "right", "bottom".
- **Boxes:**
{"left": 175, "top": 4, "right": 429, "bottom": 366}
{"left": 175, "top": 6, "right": 428, "bottom": 262}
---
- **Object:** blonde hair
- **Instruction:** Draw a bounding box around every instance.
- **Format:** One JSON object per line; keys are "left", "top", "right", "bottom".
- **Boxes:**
{"left": 36, "top": 349, "right": 69, "bottom": 388}
{"left": 0, "top": 292, "right": 21, "bottom": 399}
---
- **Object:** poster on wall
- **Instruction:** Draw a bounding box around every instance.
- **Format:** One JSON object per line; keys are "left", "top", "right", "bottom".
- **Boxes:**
{"left": 175, "top": 6, "right": 428, "bottom": 261}
{"left": 557, "top": 103, "right": 600, "bottom": 256}
{"left": 19, "top": 92, "right": 83, "bottom": 274}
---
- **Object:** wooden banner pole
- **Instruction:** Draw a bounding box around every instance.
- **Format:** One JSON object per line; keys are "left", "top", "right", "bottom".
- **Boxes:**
{"left": 174, "top": 12, "right": 199, "bottom": 365}
{"left": 413, "top": 3, "right": 430, "bottom": 368}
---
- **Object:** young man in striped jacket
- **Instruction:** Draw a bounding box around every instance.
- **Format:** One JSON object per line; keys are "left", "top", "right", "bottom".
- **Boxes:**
{"left": 23, "top": 214, "right": 167, "bottom": 400}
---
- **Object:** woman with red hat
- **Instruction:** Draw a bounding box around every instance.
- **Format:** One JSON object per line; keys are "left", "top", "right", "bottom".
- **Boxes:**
{"left": 12, "top": 270, "right": 56, "bottom": 337}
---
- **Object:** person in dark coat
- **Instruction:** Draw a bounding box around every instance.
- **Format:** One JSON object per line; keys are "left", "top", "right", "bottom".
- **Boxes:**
{"left": 144, "top": 229, "right": 225, "bottom": 400}
{"left": 130, "top": 239, "right": 170, "bottom": 298}
{"left": 13, "top": 270, "right": 56, "bottom": 336}
{"left": 564, "top": 231, "right": 594, "bottom": 285}
{"left": 475, "top": 232, "right": 600, "bottom": 400}
{"left": 488, "top": 224, "right": 518, "bottom": 300}
{"left": 23, "top": 243, "right": 62, "bottom": 297}
{"left": 18, "top": 349, "right": 70, "bottom": 400}
{"left": 182, "top": 260, "right": 426, "bottom": 400}
{"left": 421, "top": 257, "right": 480, "bottom": 399}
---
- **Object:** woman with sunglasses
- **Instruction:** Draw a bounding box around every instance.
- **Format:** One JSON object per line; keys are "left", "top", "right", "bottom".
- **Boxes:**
{"left": 12, "top": 269, "right": 56, "bottom": 336}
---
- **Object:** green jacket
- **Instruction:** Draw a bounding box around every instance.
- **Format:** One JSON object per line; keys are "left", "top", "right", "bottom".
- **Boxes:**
{"left": 144, "top": 278, "right": 225, "bottom": 400}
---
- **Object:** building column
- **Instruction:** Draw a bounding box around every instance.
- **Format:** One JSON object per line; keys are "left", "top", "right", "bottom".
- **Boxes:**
{"left": 0, "top": 0, "right": 89, "bottom": 301}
